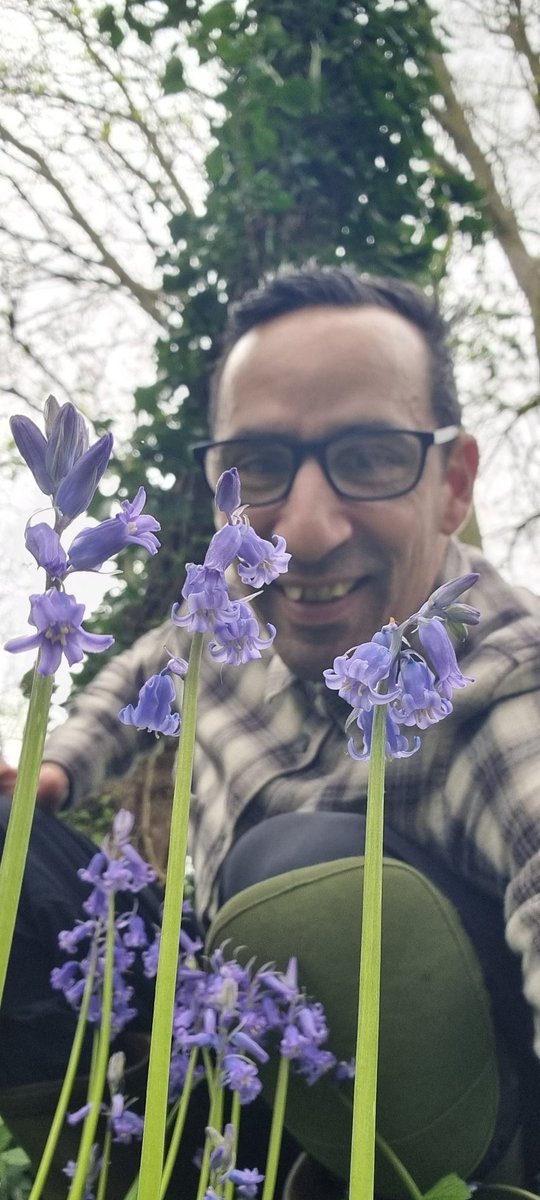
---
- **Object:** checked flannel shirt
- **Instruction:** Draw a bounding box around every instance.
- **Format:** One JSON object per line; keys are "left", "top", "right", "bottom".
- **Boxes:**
{"left": 44, "top": 538, "right": 540, "bottom": 1050}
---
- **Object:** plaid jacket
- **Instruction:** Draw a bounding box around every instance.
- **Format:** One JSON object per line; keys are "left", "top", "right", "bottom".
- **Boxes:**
{"left": 44, "top": 539, "right": 540, "bottom": 1051}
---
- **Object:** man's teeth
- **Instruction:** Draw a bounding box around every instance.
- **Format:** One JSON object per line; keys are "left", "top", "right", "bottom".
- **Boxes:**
{"left": 281, "top": 582, "right": 355, "bottom": 602}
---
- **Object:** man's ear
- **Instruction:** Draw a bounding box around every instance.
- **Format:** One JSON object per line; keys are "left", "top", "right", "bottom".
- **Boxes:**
{"left": 440, "top": 433, "right": 479, "bottom": 536}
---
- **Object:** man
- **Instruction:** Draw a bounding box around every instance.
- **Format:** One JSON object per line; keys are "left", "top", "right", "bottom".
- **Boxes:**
{"left": 2, "top": 266, "right": 540, "bottom": 1194}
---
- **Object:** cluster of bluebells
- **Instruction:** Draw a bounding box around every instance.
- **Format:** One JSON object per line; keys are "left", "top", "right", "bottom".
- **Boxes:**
{"left": 119, "top": 468, "right": 289, "bottom": 737}
{"left": 324, "top": 574, "right": 480, "bottom": 760}
{"left": 51, "top": 810, "right": 156, "bottom": 1036}
{"left": 53, "top": 813, "right": 348, "bottom": 1198}
{"left": 5, "top": 396, "right": 160, "bottom": 675}
{"left": 141, "top": 943, "right": 343, "bottom": 1108}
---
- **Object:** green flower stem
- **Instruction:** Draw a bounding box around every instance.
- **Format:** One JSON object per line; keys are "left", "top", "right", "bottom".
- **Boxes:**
{"left": 349, "top": 702, "right": 387, "bottom": 1200}
{"left": 69, "top": 893, "right": 115, "bottom": 1200}
{"left": 203, "top": 1046, "right": 217, "bottom": 1105}
{"left": 95, "top": 1127, "right": 112, "bottom": 1200}
{"left": 29, "top": 941, "right": 98, "bottom": 1200}
{"left": 137, "top": 631, "right": 204, "bottom": 1200}
{"left": 0, "top": 667, "right": 53, "bottom": 1008}
{"left": 159, "top": 1048, "right": 199, "bottom": 1200}
{"left": 195, "top": 1078, "right": 224, "bottom": 1200}
{"left": 224, "top": 1091, "right": 241, "bottom": 1200}
{"left": 374, "top": 1132, "right": 422, "bottom": 1200}
{"left": 261, "top": 1054, "right": 290, "bottom": 1200}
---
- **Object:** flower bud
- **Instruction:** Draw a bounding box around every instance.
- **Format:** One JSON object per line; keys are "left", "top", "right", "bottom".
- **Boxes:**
{"left": 10, "top": 415, "right": 53, "bottom": 495}
{"left": 55, "top": 432, "right": 113, "bottom": 520}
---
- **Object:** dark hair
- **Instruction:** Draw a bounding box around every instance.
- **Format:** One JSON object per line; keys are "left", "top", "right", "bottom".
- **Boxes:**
{"left": 209, "top": 264, "right": 460, "bottom": 429}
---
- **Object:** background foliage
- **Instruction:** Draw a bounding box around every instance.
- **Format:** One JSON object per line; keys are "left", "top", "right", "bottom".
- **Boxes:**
{"left": 78, "top": 0, "right": 488, "bottom": 681}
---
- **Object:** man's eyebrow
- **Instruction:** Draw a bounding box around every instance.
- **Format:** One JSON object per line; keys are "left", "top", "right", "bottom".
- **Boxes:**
{"left": 220, "top": 421, "right": 409, "bottom": 440}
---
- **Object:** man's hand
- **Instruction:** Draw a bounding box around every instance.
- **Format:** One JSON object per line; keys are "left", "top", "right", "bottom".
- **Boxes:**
{"left": 0, "top": 758, "right": 70, "bottom": 814}
{"left": 36, "top": 763, "right": 71, "bottom": 813}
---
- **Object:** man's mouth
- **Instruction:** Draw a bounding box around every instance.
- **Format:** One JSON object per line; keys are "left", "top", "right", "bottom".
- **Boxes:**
{"left": 279, "top": 580, "right": 359, "bottom": 603}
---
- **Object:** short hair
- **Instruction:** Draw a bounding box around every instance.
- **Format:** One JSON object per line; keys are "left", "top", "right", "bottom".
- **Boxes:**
{"left": 209, "top": 264, "right": 461, "bottom": 429}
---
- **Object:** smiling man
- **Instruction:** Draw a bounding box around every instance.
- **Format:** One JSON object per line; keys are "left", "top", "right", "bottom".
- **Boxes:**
{"left": 200, "top": 297, "right": 477, "bottom": 678}
{"left": 2, "top": 265, "right": 540, "bottom": 1196}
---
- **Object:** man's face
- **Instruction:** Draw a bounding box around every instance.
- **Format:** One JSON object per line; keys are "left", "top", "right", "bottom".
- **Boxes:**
{"left": 215, "top": 304, "right": 477, "bottom": 680}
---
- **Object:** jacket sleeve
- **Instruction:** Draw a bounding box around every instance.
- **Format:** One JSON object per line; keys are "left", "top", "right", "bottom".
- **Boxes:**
{"left": 42, "top": 616, "right": 186, "bottom": 808}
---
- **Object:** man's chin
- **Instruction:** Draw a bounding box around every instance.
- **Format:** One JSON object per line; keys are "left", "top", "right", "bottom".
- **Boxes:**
{"left": 271, "top": 629, "right": 347, "bottom": 681}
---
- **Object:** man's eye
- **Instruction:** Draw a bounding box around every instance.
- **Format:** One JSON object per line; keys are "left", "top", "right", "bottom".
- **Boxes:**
{"left": 236, "top": 450, "right": 287, "bottom": 477}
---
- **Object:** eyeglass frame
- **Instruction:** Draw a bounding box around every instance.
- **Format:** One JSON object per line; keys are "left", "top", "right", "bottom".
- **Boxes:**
{"left": 191, "top": 424, "right": 460, "bottom": 505}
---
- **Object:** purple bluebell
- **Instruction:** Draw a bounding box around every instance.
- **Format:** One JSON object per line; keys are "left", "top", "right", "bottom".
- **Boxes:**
{"left": 204, "top": 523, "right": 244, "bottom": 572}
{"left": 68, "top": 488, "right": 160, "bottom": 571}
{"left": 236, "top": 528, "right": 291, "bottom": 588}
{"left": 326, "top": 574, "right": 479, "bottom": 761}
{"left": 391, "top": 654, "right": 453, "bottom": 728}
{"left": 5, "top": 589, "right": 114, "bottom": 675}
{"left": 208, "top": 600, "right": 276, "bottom": 665}
{"left": 417, "top": 573, "right": 480, "bottom": 627}
{"left": 25, "top": 522, "right": 68, "bottom": 579}
{"left": 227, "top": 1166, "right": 265, "bottom": 1197}
{"left": 10, "top": 414, "right": 55, "bottom": 495}
{"left": 215, "top": 467, "right": 242, "bottom": 515}
{"left": 323, "top": 634, "right": 399, "bottom": 710}
{"left": 119, "top": 670, "right": 180, "bottom": 737}
{"left": 45, "top": 402, "right": 90, "bottom": 490}
{"left": 416, "top": 618, "right": 473, "bottom": 700}
{"left": 347, "top": 706, "right": 420, "bottom": 762}
{"left": 109, "top": 1093, "right": 144, "bottom": 1144}
{"left": 222, "top": 1055, "right": 262, "bottom": 1103}
{"left": 11, "top": 403, "right": 112, "bottom": 523}
{"left": 63, "top": 1144, "right": 102, "bottom": 1200}
{"left": 54, "top": 433, "right": 113, "bottom": 522}
{"left": 172, "top": 564, "right": 231, "bottom": 634}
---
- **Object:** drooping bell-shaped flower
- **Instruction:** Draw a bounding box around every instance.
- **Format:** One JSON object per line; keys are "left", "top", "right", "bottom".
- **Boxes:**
{"left": 119, "top": 670, "right": 180, "bottom": 736}
{"left": 5, "top": 588, "right": 114, "bottom": 675}
{"left": 68, "top": 487, "right": 160, "bottom": 571}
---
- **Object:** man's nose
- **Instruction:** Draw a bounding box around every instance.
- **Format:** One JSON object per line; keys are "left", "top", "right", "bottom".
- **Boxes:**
{"left": 271, "top": 459, "right": 354, "bottom": 563}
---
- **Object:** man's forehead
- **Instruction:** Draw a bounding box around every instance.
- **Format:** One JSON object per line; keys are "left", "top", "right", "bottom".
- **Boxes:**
{"left": 214, "top": 303, "right": 431, "bottom": 432}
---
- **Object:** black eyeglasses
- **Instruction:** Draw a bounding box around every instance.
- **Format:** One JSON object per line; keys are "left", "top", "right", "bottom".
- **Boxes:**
{"left": 192, "top": 424, "right": 459, "bottom": 505}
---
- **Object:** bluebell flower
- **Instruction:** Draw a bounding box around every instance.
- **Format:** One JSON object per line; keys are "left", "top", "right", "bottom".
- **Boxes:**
{"left": 25, "top": 522, "right": 68, "bottom": 579}
{"left": 53, "top": 813, "right": 157, "bottom": 1036}
{"left": 54, "top": 433, "right": 113, "bottom": 522}
{"left": 416, "top": 617, "right": 473, "bottom": 700}
{"left": 222, "top": 1054, "right": 262, "bottom": 1103}
{"left": 11, "top": 399, "right": 113, "bottom": 524}
{"left": 109, "top": 1093, "right": 144, "bottom": 1144}
{"left": 323, "top": 633, "right": 399, "bottom": 710}
{"left": 215, "top": 467, "right": 242, "bottom": 515}
{"left": 172, "top": 564, "right": 231, "bottom": 633}
{"left": 208, "top": 600, "right": 276, "bottom": 665}
{"left": 5, "top": 588, "right": 114, "bottom": 675}
{"left": 44, "top": 402, "right": 90, "bottom": 490}
{"left": 227, "top": 1166, "right": 265, "bottom": 1197}
{"left": 236, "top": 528, "right": 290, "bottom": 588}
{"left": 68, "top": 487, "right": 160, "bottom": 571}
{"left": 347, "top": 706, "right": 420, "bottom": 762}
{"left": 10, "top": 414, "right": 56, "bottom": 496}
{"left": 390, "top": 654, "right": 453, "bottom": 728}
{"left": 119, "top": 670, "right": 180, "bottom": 737}
{"left": 417, "top": 573, "right": 480, "bottom": 627}
{"left": 326, "top": 573, "right": 479, "bottom": 761}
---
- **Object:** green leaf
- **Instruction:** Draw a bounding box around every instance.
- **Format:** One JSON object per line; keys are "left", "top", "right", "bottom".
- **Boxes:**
{"left": 423, "top": 1173, "right": 473, "bottom": 1200}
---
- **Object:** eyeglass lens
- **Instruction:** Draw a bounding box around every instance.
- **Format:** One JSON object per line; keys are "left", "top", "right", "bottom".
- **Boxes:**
{"left": 204, "top": 430, "right": 427, "bottom": 503}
